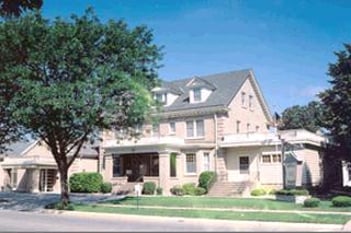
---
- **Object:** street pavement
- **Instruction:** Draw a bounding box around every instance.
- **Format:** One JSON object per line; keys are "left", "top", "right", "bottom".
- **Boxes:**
{"left": 0, "top": 191, "right": 348, "bottom": 232}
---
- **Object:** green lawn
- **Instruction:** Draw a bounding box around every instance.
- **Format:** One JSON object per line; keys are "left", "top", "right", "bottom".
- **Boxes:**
{"left": 74, "top": 204, "right": 351, "bottom": 225}
{"left": 102, "top": 196, "right": 351, "bottom": 212}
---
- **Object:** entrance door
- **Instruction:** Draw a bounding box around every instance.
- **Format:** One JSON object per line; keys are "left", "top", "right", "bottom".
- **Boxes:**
{"left": 39, "top": 169, "right": 57, "bottom": 192}
{"left": 239, "top": 156, "right": 250, "bottom": 180}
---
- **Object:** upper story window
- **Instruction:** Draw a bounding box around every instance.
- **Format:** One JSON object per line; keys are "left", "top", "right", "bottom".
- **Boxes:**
{"left": 249, "top": 95, "right": 253, "bottom": 109}
{"left": 241, "top": 92, "right": 246, "bottom": 106}
{"left": 186, "top": 119, "right": 205, "bottom": 138}
{"left": 193, "top": 87, "right": 202, "bottom": 102}
{"left": 261, "top": 154, "right": 281, "bottom": 164}
{"left": 169, "top": 122, "right": 176, "bottom": 134}
{"left": 154, "top": 93, "right": 167, "bottom": 104}
{"left": 236, "top": 121, "right": 241, "bottom": 134}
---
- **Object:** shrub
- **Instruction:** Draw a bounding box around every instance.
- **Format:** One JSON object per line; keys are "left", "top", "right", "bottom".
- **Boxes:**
{"left": 156, "top": 187, "right": 163, "bottom": 195}
{"left": 182, "top": 183, "right": 197, "bottom": 195}
{"left": 142, "top": 181, "right": 156, "bottom": 195}
{"left": 69, "top": 172, "right": 103, "bottom": 193}
{"left": 198, "top": 171, "right": 216, "bottom": 193}
{"left": 268, "top": 189, "right": 277, "bottom": 195}
{"left": 303, "top": 198, "right": 320, "bottom": 208}
{"left": 100, "top": 182, "right": 112, "bottom": 193}
{"left": 332, "top": 195, "right": 351, "bottom": 207}
{"left": 45, "top": 202, "right": 74, "bottom": 211}
{"left": 250, "top": 188, "right": 267, "bottom": 196}
{"left": 170, "top": 185, "right": 184, "bottom": 196}
{"left": 275, "top": 188, "right": 309, "bottom": 196}
{"left": 195, "top": 187, "right": 206, "bottom": 196}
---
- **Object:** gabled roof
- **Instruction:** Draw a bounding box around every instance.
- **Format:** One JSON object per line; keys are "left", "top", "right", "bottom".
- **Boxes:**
{"left": 2, "top": 139, "right": 38, "bottom": 157}
{"left": 157, "top": 69, "right": 272, "bottom": 122}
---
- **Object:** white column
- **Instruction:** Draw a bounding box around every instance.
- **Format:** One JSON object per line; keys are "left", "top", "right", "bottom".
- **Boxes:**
{"left": 159, "top": 151, "right": 170, "bottom": 195}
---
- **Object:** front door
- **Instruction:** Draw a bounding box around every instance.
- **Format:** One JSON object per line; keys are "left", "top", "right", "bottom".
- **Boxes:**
{"left": 239, "top": 156, "right": 250, "bottom": 180}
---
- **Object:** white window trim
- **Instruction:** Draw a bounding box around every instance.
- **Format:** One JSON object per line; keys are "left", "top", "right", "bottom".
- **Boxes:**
{"left": 261, "top": 152, "right": 282, "bottom": 164}
{"left": 193, "top": 87, "right": 202, "bottom": 102}
{"left": 203, "top": 152, "right": 210, "bottom": 171}
{"left": 185, "top": 153, "right": 197, "bottom": 175}
{"left": 241, "top": 91, "right": 246, "bottom": 108}
{"left": 186, "top": 119, "right": 205, "bottom": 139}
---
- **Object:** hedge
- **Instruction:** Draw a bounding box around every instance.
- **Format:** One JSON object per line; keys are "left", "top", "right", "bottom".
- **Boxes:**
{"left": 303, "top": 198, "right": 320, "bottom": 208}
{"left": 275, "top": 188, "right": 309, "bottom": 196}
{"left": 332, "top": 195, "right": 351, "bottom": 207}
{"left": 69, "top": 172, "right": 103, "bottom": 193}
{"left": 101, "top": 182, "right": 112, "bottom": 193}
{"left": 250, "top": 188, "right": 267, "bottom": 196}
{"left": 142, "top": 181, "right": 156, "bottom": 195}
{"left": 170, "top": 185, "right": 184, "bottom": 196}
{"left": 198, "top": 171, "right": 216, "bottom": 193}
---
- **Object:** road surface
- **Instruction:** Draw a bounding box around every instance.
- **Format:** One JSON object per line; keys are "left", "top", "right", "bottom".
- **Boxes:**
{"left": 0, "top": 209, "right": 343, "bottom": 232}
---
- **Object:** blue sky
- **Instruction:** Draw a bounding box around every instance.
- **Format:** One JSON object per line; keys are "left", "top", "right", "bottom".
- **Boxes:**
{"left": 41, "top": 0, "right": 351, "bottom": 113}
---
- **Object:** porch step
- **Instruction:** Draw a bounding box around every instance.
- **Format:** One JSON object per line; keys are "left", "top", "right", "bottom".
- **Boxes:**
{"left": 207, "top": 181, "right": 252, "bottom": 197}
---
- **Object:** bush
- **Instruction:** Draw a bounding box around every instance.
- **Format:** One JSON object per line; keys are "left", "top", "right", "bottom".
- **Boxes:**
{"left": 69, "top": 172, "right": 103, "bottom": 193}
{"left": 170, "top": 185, "right": 184, "bottom": 196}
{"left": 303, "top": 198, "right": 320, "bottom": 208}
{"left": 45, "top": 202, "right": 74, "bottom": 211}
{"left": 198, "top": 171, "right": 216, "bottom": 193}
{"left": 268, "top": 189, "right": 277, "bottom": 195}
{"left": 142, "top": 182, "right": 156, "bottom": 195}
{"left": 182, "top": 183, "right": 197, "bottom": 195}
{"left": 332, "top": 195, "right": 351, "bottom": 207}
{"left": 156, "top": 187, "right": 163, "bottom": 195}
{"left": 275, "top": 188, "right": 309, "bottom": 196}
{"left": 195, "top": 187, "right": 206, "bottom": 196}
{"left": 250, "top": 188, "right": 267, "bottom": 196}
{"left": 101, "top": 182, "right": 112, "bottom": 193}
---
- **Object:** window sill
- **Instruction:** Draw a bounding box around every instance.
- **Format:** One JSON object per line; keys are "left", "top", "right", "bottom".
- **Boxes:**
{"left": 184, "top": 173, "right": 197, "bottom": 177}
{"left": 185, "top": 136, "right": 205, "bottom": 140}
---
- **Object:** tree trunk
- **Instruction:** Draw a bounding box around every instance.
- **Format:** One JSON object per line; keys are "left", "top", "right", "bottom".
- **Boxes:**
{"left": 58, "top": 165, "right": 70, "bottom": 207}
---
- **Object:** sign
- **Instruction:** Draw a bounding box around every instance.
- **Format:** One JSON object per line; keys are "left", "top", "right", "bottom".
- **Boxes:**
{"left": 134, "top": 183, "right": 142, "bottom": 196}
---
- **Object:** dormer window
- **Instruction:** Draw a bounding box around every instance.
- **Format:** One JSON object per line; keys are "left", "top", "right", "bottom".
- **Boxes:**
{"left": 193, "top": 87, "right": 202, "bottom": 102}
{"left": 154, "top": 93, "right": 167, "bottom": 104}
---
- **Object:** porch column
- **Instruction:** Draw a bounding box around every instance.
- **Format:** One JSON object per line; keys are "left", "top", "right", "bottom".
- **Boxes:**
{"left": 159, "top": 151, "right": 170, "bottom": 195}
{"left": 31, "top": 169, "right": 40, "bottom": 193}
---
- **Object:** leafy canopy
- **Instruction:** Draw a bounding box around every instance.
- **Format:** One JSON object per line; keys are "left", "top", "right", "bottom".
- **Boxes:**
{"left": 0, "top": 0, "right": 42, "bottom": 18}
{"left": 319, "top": 44, "right": 351, "bottom": 150}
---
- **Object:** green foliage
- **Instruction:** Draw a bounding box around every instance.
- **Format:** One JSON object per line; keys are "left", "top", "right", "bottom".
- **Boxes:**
{"left": 142, "top": 182, "right": 156, "bottom": 195}
{"left": 319, "top": 44, "right": 351, "bottom": 152}
{"left": 170, "top": 185, "right": 184, "bottom": 196}
{"left": 100, "top": 182, "right": 112, "bottom": 193}
{"left": 69, "top": 172, "right": 103, "bottom": 193}
{"left": 45, "top": 202, "right": 75, "bottom": 211}
{"left": 268, "top": 189, "right": 277, "bottom": 195}
{"left": 0, "top": 0, "right": 43, "bottom": 18}
{"left": 279, "top": 101, "right": 323, "bottom": 132}
{"left": 275, "top": 189, "right": 309, "bottom": 196}
{"left": 0, "top": 8, "right": 162, "bottom": 204}
{"left": 250, "top": 188, "right": 267, "bottom": 196}
{"left": 198, "top": 171, "right": 216, "bottom": 193}
{"left": 194, "top": 187, "right": 206, "bottom": 196}
{"left": 303, "top": 198, "right": 320, "bottom": 208}
{"left": 331, "top": 196, "right": 351, "bottom": 207}
{"left": 182, "top": 183, "right": 197, "bottom": 195}
{"left": 156, "top": 187, "right": 163, "bottom": 195}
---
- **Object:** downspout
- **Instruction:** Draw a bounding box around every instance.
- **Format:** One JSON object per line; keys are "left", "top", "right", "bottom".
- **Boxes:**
{"left": 214, "top": 113, "right": 218, "bottom": 173}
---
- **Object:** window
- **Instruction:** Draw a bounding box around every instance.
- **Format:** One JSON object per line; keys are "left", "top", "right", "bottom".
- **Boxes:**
{"left": 186, "top": 119, "right": 205, "bottom": 138}
{"left": 113, "top": 155, "right": 121, "bottom": 177}
{"left": 203, "top": 152, "right": 210, "bottom": 171}
{"left": 247, "top": 123, "right": 251, "bottom": 133}
{"left": 261, "top": 154, "right": 281, "bottom": 164}
{"left": 186, "top": 153, "right": 197, "bottom": 173}
{"left": 236, "top": 121, "right": 241, "bottom": 134}
{"left": 249, "top": 95, "right": 253, "bottom": 109}
{"left": 241, "top": 92, "right": 246, "bottom": 106}
{"left": 193, "top": 87, "right": 202, "bottom": 102}
{"left": 255, "top": 126, "right": 260, "bottom": 132}
{"left": 239, "top": 156, "right": 249, "bottom": 174}
{"left": 155, "top": 93, "right": 163, "bottom": 102}
{"left": 169, "top": 122, "right": 176, "bottom": 134}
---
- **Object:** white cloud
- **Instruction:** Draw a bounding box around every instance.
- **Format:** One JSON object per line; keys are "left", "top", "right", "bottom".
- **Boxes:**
{"left": 299, "top": 85, "right": 326, "bottom": 97}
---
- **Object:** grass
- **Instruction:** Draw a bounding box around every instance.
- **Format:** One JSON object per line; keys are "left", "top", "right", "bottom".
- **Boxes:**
{"left": 73, "top": 204, "right": 351, "bottom": 225}
{"left": 103, "top": 196, "right": 351, "bottom": 212}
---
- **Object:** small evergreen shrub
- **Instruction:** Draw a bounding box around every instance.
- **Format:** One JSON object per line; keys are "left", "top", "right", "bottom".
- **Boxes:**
{"left": 156, "top": 187, "right": 163, "bottom": 195}
{"left": 268, "top": 189, "right": 277, "bottom": 195}
{"left": 45, "top": 202, "right": 74, "bottom": 211}
{"left": 182, "top": 183, "right": 197, "bottom": 195}
{"left": 250, "top": 188, "right": 267, "bottom": 196}
{"left": 275, "top": 188, "right": 309, "bottom": 196}
{"left": 198, "top": 171, "right": 216, "bottom": 193}
{"left": 332, "top": 195, "right": 351, "bottom": 207}
{"left": 303, "top": 198, "right": 320, "bottom": 208}
{"left": 69, "top": 172, "right": 103, "bottom": 193}
{"left": 100, "top": 182, "right": 112, "bottom": 193}
{"left": 170, "top": 185, "right": 184, "bottom": 196}
{"left": 194, "top": 187, "right": 206, "bottom": 196}
{"left": 142, "top": 181, "right": 156, "bottom": 195}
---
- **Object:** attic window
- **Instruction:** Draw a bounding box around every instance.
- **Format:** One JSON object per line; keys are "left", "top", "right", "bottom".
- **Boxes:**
{"left": 155, "top": 93, "right": 167, "bottom": 104}
{"left": 193, "top": 87, "right": 202, "bottom": 102}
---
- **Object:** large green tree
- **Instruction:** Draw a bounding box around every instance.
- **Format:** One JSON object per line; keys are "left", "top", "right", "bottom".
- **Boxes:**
{"left": 279, "top": 101, "right": 324, "bottom": 132}
{"left": 0, "top": 0, "right": 42, "bottom": 17}
{"left": 0, "top": 9, "right": 162, "bottom": 206}
{"left": 319, "top": 44, "right": 351, "bottom": 158}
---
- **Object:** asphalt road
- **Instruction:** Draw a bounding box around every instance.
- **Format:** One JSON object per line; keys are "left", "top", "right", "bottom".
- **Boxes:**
{"left": 0, "top": 209, "right": 343, "bottom": 232}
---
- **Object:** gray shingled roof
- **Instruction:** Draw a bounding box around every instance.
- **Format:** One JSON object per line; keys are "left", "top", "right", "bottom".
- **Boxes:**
{"left": 2, "top": 139, "right": 37, "bottom": 157}
{"left": 161, "top": 69, "right": 250, "bottom": 112}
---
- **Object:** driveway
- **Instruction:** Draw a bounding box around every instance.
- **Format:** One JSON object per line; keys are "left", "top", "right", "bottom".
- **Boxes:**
{"left": 0, "top": 191, "right": 123, "bottom": 211}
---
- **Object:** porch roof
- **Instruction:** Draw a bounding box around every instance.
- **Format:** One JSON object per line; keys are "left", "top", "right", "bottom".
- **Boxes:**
{"left": 1, "top": 156, "right": 57, "bottom": 169}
